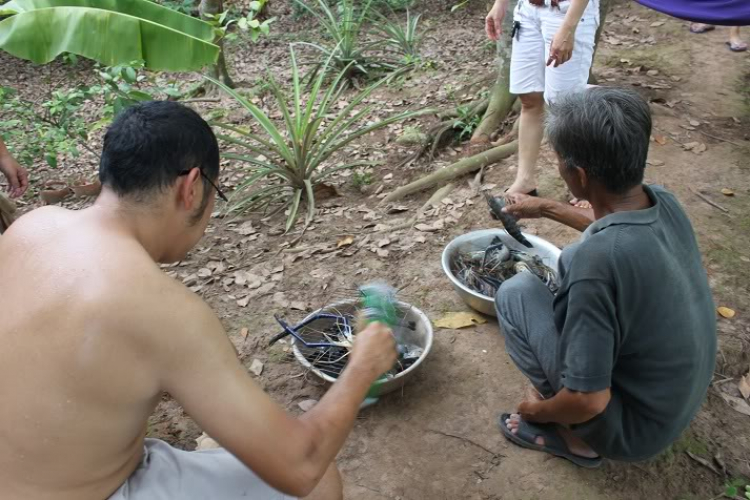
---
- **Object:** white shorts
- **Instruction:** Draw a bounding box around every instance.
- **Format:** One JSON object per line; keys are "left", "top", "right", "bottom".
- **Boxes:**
{"left": 509, "top": 0, "right": 599, "bottom": 103}
{"left": 107, "top": 439, "right": 297, "bottom": 500}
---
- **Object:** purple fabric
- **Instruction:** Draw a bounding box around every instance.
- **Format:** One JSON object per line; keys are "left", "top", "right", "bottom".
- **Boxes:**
{"left": 635, "top": 0, "right": 750, "bottom": 26}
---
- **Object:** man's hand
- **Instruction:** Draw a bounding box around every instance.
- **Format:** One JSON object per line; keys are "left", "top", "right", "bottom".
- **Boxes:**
{"left": 502, "top": 193, "right": 549, "bottom": 220}
{"left": 349, "top": 322, "right": 398, "bottom": 380}
{"left": 547, "top": 28, "right": 575, "bottom": 67}
{"left": 0, "top": 153, "right": 29, "bottom": 198}
{"left": 517, "top": 399, "right": 547, "bottom": 423}
{"left": 485, "top": 0, "right": 508, "bottom": 41}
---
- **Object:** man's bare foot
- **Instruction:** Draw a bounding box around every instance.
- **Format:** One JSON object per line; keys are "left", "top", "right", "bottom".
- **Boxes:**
{"left": 569, "top": 197, "right": 592, "bottom": 209}
{"left": 504, "top": 414, "right": 598, "bottom": 458}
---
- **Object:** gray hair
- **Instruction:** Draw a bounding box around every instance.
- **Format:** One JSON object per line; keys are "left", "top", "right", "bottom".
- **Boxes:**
{"left": 546, "top": 87, "right": 651, "bottom": 194}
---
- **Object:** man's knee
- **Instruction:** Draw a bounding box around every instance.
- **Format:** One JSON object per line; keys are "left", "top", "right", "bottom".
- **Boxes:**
{"left": 495, "top": 273, "right": 541, "bottom": 324}
{"left": 519, "top": 92, "right": 545, "bottom": 111}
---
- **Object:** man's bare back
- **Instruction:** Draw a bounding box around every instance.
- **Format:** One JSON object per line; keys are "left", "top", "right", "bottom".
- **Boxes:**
{"left": 0, "top": 102, "right": 397, "bottom": 500}
{"left": 0, "top": 206, "right": 192, "bottom": 499}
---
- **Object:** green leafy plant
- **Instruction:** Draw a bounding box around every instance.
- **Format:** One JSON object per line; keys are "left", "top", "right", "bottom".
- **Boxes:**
{"left": 373, "top": 0, "right": 413, "bottom": 12}
{"left": 0, "top": 86, "right": 92, "bottom": 168}
{"left": 231, "top": 0, "right": 274, "bottom": 42}
{"left": 93, "top": 61, "right": 182, "bottom": 120}
{"left": 210, "top": 48, "right": 428, "bottom": 230}
{"left": 160, "top": 0, "right": 195, "bottom": 15}
{"left": 293, "top": 0, "right": 397, "bottom": 81}
{"left": 452, "top": 103, "right": 481, "bottom": 141}
{"left": 372, "top": 9, "right": 425, "bottom": 63}
{"left": 724, "top": 480, "right": 750, "bottom": 499}
{"left": 351, "top": 170, "right": 373, "bottom": 188}
{"left": 0, "top": 0, "right": 219, "bottom": 71}
{"left": 0, "top": 60, "right": 182, "bottom": 168}
{"left": 451, "top": 0, "right": 471, "bottom": 12}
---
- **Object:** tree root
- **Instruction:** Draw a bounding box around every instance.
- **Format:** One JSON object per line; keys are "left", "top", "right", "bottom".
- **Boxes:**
{"left": 380, "top": 183, "right": 456, "bottom": 232}
{"left": 383, "top": 140, "right": 518, "bottom": 203}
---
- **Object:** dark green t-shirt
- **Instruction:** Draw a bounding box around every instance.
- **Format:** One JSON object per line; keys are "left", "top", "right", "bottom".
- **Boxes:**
{"left": 553, "top": 185, "right": 716, "bottom": 461}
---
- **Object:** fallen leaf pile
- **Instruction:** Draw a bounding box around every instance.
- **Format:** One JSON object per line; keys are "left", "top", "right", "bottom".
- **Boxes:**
{"left": 434, "top": 312, "right": 487, "bottom": 329}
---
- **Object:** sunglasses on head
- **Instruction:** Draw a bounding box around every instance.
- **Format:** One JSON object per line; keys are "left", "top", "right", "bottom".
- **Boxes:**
{"left": 179, "top": 168, "right": 228, "bottom": 203}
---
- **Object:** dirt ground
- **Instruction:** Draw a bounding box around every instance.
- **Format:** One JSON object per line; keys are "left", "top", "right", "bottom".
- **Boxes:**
{"left": 2, "top": 1, "right": 750, "bottom": 499}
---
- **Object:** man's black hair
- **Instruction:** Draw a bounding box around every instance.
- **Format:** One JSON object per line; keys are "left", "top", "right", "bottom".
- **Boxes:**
{"left": 546, "top": 87, "right": 652, "bottom": 194}
{"left": 99, "top": 101, "right": 220, "bottom": 214}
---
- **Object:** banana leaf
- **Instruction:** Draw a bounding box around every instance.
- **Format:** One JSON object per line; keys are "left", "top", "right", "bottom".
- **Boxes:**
{"left": 0, "top": 0, "right": 219, "bottom": 70}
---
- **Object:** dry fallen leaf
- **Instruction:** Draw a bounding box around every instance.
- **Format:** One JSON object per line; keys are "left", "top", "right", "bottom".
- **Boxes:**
{"left": 197, "top": 267, "right": 212, "bottom": 278}
{"left": 689, "top": 120, "right": 700, "bottom": 127}
{"left": 240, "top": 327, "right": 249, "bottom": 339}
{"left": 298, "top": 399, "right": 318, "bottom": 412}
{"left": 236, "top": 221, "right": 257, "bottom": 236}
{"left": 237, "top": 296, "right": 251, "bottom": 308}
{"left": 337, "top": 235, "right": 355, "bottom": 248}
{"left": 377, "top": 238, "right": 391, "bottom": 248}
{"left": 739, "top": 372, "right": 750, "bottom": 400}
{"left": 721, "top": 188, "right": 735, "bottom": 197}
{"left": 650, "top": 21, "right": 665, "bottom": 27}
{"left": 290, "top": 301, "right": 307, "bottom": 311}
{"left": 720, "top": 392, "right": 750, "bottom": 417}
{"left": 415, "top": 223, "right": 437, "bottom": 232}
{"left": 646, "top": 69, "right": 659, "bottom": 77}
{"left": 273, "top": 292, "right": 290, "bottom": 308}
{"left": 250, "top": 359, "right": 264, "bottom": 377}
{"left": 434, "top": 312, "right": 487, "bottom": 329}
{"left": 647, "top": 159, "right": 665, "bottom": 167}
{"left": 717, "top": 306, "right": 736, "bottom": 319}
{"left": 653, "top": 134, "right": 667, "bottom": 145}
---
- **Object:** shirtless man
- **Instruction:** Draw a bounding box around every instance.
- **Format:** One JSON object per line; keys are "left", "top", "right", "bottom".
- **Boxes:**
{"left": 0, "top": 101, "right": 397, "bottom": 500}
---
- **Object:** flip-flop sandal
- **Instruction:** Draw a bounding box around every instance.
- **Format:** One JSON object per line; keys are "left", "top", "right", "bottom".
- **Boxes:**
{"left": 689, "top": 24, "right": 715, "bottom": 34}
{"left": 504, "top": 188, "right": 539, "bottom": 197}
{"left": 498, "top": 413, "right": 602, "bottom": 469}
{"left": 727, "top": 41, "right": 748, "bottom": 52}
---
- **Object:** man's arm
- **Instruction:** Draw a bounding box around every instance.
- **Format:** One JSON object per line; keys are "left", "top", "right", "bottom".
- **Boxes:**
{"left": 147, "top": 285, "right": 396, "bottom": 498}
{"left": 0, "top": 138, "right": 29, "bottom": 198}
{"left": 502, "top": 193, "right": 593, "bottom": 232}
{"left": 517, "top": 387, "right": 610, "bottom": 425}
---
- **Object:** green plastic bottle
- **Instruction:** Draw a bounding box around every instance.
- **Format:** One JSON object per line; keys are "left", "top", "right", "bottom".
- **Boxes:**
{"left": 358, "top": 281, "right": 398, "bottom": 406}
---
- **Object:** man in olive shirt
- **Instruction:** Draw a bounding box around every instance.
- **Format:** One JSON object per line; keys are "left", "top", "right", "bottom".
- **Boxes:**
{"left": 494, "top": 88, "right": 716, "bottom": 467}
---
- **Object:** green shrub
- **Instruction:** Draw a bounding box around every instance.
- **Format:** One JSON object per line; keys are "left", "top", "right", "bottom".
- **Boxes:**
{"left": 210, "top": 48, "right": 428, "bottom": 230}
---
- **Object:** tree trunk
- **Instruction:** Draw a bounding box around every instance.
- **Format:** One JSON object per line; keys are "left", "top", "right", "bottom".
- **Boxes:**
{"left": 588, "top": 0, "right": 614, "bottom": 85}
{"left": 471, "top": 0, "right": 519, "bottom": 144}
{"left": 383, "top": 141, "right": 518, "bottom": 203}
{"left": 200, "top": 0, "right": 235, "bottom": 88}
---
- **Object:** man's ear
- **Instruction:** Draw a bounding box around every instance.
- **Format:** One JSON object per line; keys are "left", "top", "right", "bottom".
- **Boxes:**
{"left": 575, "top": 166, "right": 588, "bottom": 191}
{"left": 176, "top": 168, "right": 202, "bottom": 211}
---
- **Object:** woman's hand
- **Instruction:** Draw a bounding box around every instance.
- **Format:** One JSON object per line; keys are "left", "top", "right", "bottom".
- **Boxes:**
{"left": 485, "top": 0, "right": 509, "bottom": 41}
{"left": 547, "top": 28, "right": 575, "bottom": 67}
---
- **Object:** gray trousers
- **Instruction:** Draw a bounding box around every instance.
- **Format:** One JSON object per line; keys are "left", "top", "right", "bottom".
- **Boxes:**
{"left": 494, "top": 245, "right": 576, "bottom": 399}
